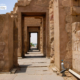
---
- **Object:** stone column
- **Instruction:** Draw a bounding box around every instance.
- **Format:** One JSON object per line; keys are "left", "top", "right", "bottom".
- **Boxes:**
{"left": 40, "top": 18, "right": 43, "bottom": 53}
{"left": 54, "top": 0, "right": 72, "bottom": 70}
{"left": 43, "top": 17, "right": 46, "bottom": 56}
{"left": 18, "top": 12, "right": 22, "bottom": 57}
{"left": 49, "top": 0, "right": 54, "bottom": 63}
{"left": 23, "top": 17, "right": 27, "bottom": 54}
{"left": 46, "top": 11, "right": 50, "bottom": 57}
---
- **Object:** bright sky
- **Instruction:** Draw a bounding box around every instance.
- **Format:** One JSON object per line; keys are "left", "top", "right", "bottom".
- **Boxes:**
{"left": 0, "top": 0, "right": 17, "bottom": 14}
{"left": 31, "top": 33, "right": 37, "bottom": 44}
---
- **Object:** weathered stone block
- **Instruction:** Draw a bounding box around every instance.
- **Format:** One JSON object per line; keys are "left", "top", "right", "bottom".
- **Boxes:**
{"left": 72, "top": 22, "right": 80, "bottom": 74}
{"left": 71, "top": 6, "right": 80, "bottom": 16}
{"left": 0, "top": 14, "right": 15, "bottom": 72}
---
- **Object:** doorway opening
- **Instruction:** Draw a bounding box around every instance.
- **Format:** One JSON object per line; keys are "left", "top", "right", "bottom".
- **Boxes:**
{"left": 29, "top": 32, "right": 39, "bottom": 52}
{"left": 30, "top": 33, "right": 38, "bottom": 49}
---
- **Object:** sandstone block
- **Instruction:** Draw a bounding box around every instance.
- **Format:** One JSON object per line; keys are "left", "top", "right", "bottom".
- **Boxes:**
{"left": 71, "top": 6, "right": 80, "bottom": 16}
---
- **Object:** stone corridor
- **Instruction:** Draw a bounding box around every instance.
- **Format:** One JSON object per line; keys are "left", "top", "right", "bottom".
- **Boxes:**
{"left": 0, "top": 49, "right": 63, "bottom": 80}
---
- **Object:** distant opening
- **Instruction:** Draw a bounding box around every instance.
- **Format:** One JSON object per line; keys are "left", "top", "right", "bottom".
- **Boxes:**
{"left": 30, "top": 33, "right": 38, "bottom": 49}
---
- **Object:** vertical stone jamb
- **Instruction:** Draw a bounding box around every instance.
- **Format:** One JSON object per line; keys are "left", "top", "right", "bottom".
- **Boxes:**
{"left": 18, "top": 12, "right": 22, "bottom": 57}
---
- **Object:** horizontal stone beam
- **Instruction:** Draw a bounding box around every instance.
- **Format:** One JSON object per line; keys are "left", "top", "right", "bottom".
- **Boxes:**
{"left": 71, "top": 6, "right": 80, "bottom": 16}
{"left": 69, "top": 69, "right": 80, "bottom": 79}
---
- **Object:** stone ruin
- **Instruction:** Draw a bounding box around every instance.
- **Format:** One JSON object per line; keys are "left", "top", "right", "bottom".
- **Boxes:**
{"left": 0, "top": 0, "right": 80, "bottom": 76}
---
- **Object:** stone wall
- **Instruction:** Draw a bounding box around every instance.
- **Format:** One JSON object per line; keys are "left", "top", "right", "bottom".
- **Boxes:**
{"left": 59, "top": 0, "right": 72, "bottom": 69}
{"left": 49, "top": 0, "right": 54, "bottom": 63}
{"left": 24, "top": 17, "right": 41, "bottom": 27}
{"left": 53, "top": 0, "right": 72, "bottom": 70}
{"left": 0, "top": 14, "right": 14, "bottom": 72}
{"left": 13, "top": 15, "right": 18, "bottom": 67}
{"left": 52, "top": 0, "right": 80, "bottom": 71}
{"left": 71, "top": 0, "right": 80, "bottom": 74}
{"left": 72, "top": 22, "right": 80, "bottom": 74}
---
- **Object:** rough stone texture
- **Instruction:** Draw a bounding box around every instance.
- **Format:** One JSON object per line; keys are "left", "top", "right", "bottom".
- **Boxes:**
{"left": 72, "top": 22, "right": 80, "bottom": 74}
{"left": 53, "top": 0, "right": 72, "bottom": 70}
{"left": 1, "top": 0, "right": 80, "bottom": 76}
{"left": 51, "top": 0, "right": 80, "bottom": 71}
{"left": 0, "top": 14, "right": 14, "bottom": 72}
{"left": 49, "top": 0, "right": 54, "bottom": 63}
{"left": 71, "top": 0, "right": 80, "bottom": 75}
{"left": 71, "top": 6, "right": 80, "bottom": 16}
{"left": 13, "top": 15, "right": 18, "bottom": 67}
{"left": 18, "top": 12, "right": 22, "bottom": 57}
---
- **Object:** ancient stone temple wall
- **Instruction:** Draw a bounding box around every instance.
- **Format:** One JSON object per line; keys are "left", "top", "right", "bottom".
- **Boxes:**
{"left": 59, "top": 0, "right": 72, "bottom": 69}
{"left": 51, "top": 0, "right": 80, "bottom": 71}
{"left": 0, "top": 13, "right": 18, "bottom": 72}
{"left": 17, "top": 0, "right": 50, "bottom": 57}
{"left": 13, "top": 15, "right": 18, "bottom": 67}
{"left": 53, "top": 0, "right": 72, "bottom": 70}
{"left": 71, "top": 0, "right": 80, "bottom": 74}
{"left": 72, "top": 22, "right": 80, "bottom": 74}
{"left": 0, "top": 14, "right": 14, "bottom": 72}
{"left": 49, "top": 0, "right": 54, "bottom": 63}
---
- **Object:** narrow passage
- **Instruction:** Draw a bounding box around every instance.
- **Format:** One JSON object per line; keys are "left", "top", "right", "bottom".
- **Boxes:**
{"left": 14, "top": 48, "right": 64, "bottom": 80}
{"left": 0, "top": 48, "right": 64, "bottom": 80}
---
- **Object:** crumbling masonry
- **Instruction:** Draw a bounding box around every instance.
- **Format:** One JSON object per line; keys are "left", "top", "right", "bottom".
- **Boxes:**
{"left": 0, "top": 0, "right": 80, "bottom": 76}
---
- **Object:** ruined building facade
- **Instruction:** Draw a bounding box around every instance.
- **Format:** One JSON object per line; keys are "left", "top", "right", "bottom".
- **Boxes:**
{"left": 0, "top": 0, "right": 80, "bottom": 75}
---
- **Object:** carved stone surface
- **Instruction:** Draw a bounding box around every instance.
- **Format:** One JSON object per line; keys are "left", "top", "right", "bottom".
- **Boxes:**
{"left": 49, "top": 0, "right": 54, "bottom": 63}
{"left": 72, "top": 22, "right": 80, "bottom": 73}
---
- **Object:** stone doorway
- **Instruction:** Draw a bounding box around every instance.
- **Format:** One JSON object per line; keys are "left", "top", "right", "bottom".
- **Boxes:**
{"left": 18, "top": 12, "right": 47, "bottom": 57}
{"left": 27, "top": 27, "right": 40, "bottom": 52}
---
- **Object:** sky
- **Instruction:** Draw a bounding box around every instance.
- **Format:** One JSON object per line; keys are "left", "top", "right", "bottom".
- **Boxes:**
{"left": 31, "top": 33, "right": 37, "bottom": 44}
{"left": 0, "top": 0, "right": 17, "bottom": 14}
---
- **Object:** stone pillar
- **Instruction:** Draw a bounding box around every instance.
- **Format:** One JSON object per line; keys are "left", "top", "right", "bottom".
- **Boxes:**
{"left": 43, "top": 17, "right": 46, "bottom": 56}
{"left": 13, "top": 14, "right": 18, "bottom": 67}
{"left": 40, "top": 18, "right": 43, "bottom": 53}
{"left": 23, "top": 17, "right": 27, "bottom": 54}
{"left": 0, "top": 13, "right": 14, "bottom": 72}
{"left": 54, "top": 0, "right": 60, "bottom": 70}
{"left": 54, "top": 0, "right": 72, "bottom": 70}
{"left": 46, "top": 12, "right": 50, "bottom": 57}
{"left": 18, "top": 12, "right": 22, "bottom": 57}
{"left": 49, "top": 0, "right": 54, "bottom": 63}
{"left": 38, "top": 28, "right": 40, "bottom": 50}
